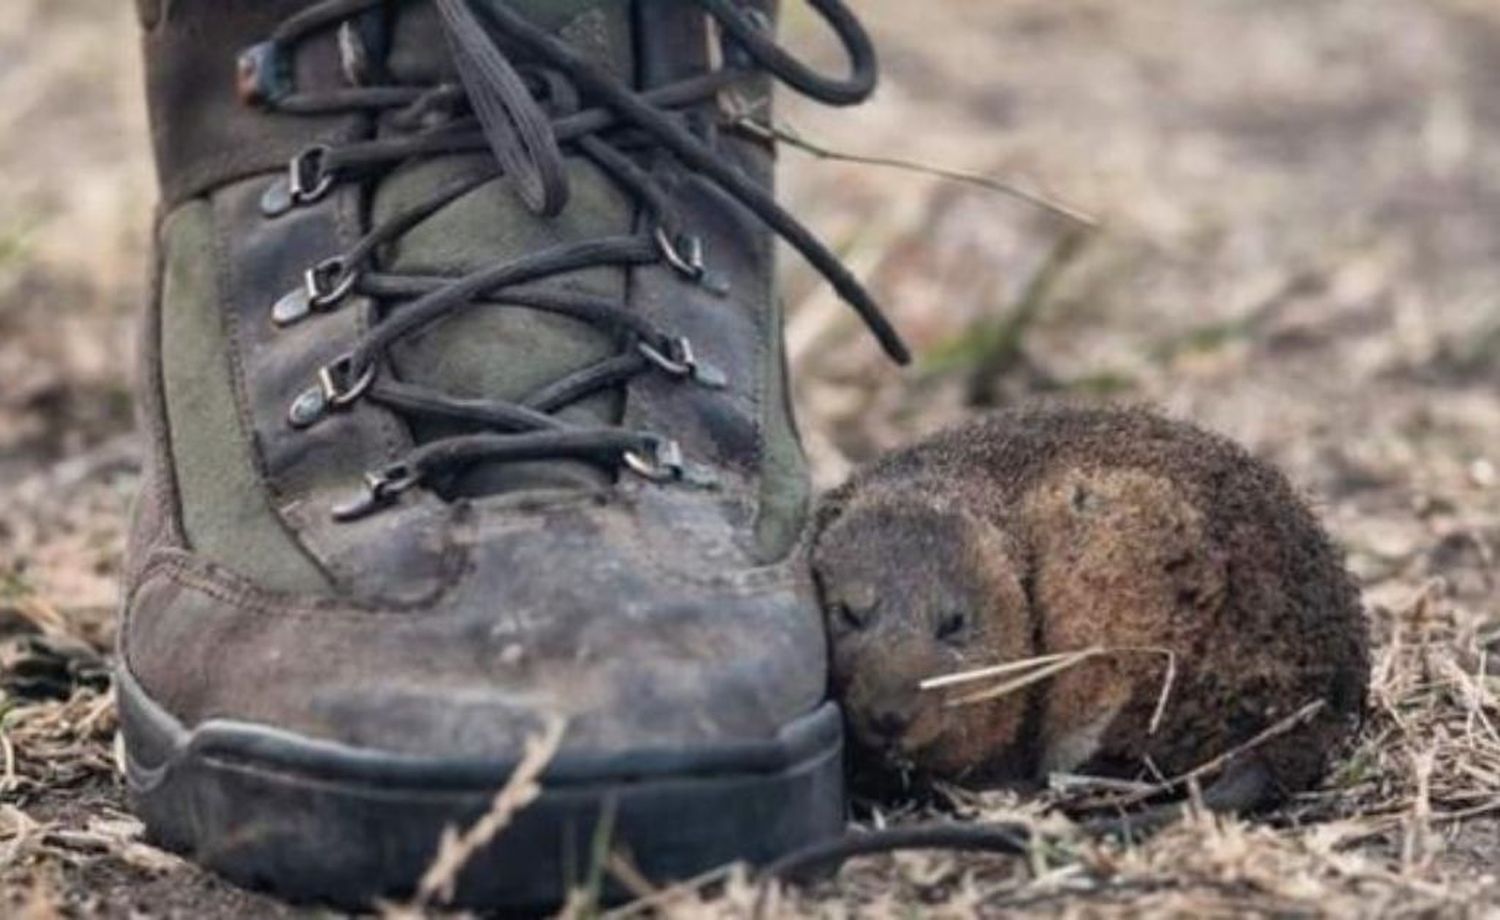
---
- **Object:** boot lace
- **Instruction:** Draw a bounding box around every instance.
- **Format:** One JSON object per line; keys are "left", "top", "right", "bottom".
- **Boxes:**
{"left": 241, "top": 0, "right": 909, "bottom": 521}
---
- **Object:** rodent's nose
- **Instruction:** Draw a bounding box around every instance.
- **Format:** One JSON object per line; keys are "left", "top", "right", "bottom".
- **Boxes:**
{"left": 869, "top": 705, "right": 912, "bottom": 739}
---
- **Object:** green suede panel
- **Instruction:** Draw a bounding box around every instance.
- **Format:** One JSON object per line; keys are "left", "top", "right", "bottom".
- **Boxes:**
{"left": 388, "top": 2, "right": 634, "bottom": 83}
{"left": 376, "top": 0, "right": 634, "bottom": 422}
{"left": 357, "top": 1, "right": 639, "bottom": 494}
{"left": 508, "top": 0, "right": 623, "bottom": 26}
{"left": 376, "top": 156, "right": 632, "bottom": 411}
{"left": 377, "top": 156, "right": 628, "bottom": 296}
{"left": 160, "top": 202, "right": 330, "bottom": 592}
{"left": 754, "top": 296, "right": 812, "bottom": 562}
{"left": 509, "top": 0, "right": 636, "bottom": 60}
{"left": 373, "top": 97, "right": 636, "bottom": 490}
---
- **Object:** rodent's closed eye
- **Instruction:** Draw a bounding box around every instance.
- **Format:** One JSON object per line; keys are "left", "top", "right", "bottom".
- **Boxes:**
{"left": 934, "top": 609, "right": 970, "bottom": 643}
{"left": 832, "top": 601, "right": 867, "bottom": 631}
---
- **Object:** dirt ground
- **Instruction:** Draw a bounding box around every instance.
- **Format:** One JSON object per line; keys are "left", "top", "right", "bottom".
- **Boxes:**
{"left": 3, "top": 0, "right": 1500, "bottom": 916}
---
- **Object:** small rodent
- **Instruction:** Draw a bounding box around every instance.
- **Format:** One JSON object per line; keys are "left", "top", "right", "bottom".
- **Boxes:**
{"left": 812, "top": 406, "right": 1369, "bottom": 810}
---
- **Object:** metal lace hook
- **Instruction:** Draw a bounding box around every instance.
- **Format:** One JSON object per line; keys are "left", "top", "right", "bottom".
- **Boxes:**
{"left": 290, "top": 144, "right": 337, "bottom": 205}
{"left": 637, "top": 336, "right": 729, "bottom": 389}
{"left": 288, "top": 352, "right": 375, "bottom": 429}
{"left": 305, "top": 256, "right": 359, "bottom": 308}
{"left": 654, "top": 227, "right": 730, "bottom": 295}
{"left": 318, "top": 353, "right": 378, "bottom": 408}
{"left": 332, "top": 462, "right": 422, "bottom": 522}
{"left": 623, "top": 438, "right": 685, "bottom": 483}
{"left": 654, "top": 226, "right": 706, "bottom": 281}
{"left": 275, "top": 256, "right": 360, "bottom": 327}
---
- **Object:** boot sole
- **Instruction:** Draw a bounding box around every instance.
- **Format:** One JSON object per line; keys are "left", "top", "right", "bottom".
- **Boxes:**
{"left": 117, "top": 664, "right": 845, "bottom": 910}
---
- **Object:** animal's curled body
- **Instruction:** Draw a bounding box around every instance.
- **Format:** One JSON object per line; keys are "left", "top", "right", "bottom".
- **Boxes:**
{"left": 813, "top": 407, "right": 1369, "bottom": 798}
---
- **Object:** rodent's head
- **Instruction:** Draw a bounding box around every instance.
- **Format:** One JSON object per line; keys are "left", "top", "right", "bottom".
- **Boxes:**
{"left": 812, "top": 492, "right": 1034, "bottom": 781}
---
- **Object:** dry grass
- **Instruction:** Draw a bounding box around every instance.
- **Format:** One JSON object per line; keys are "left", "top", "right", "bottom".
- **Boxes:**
{"left": 4, "top": 0, "right": 1500, "bottom": 916}
{"left": 404, "top": 716, "right": 568, "bottom": 913}
{"left": 574, "top": 580, "right": 1500, "bottom": 917}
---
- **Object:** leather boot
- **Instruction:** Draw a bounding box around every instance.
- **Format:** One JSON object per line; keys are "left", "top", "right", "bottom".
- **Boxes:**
{"left": 122, "top": 0, "right": 905, "bottom": 908}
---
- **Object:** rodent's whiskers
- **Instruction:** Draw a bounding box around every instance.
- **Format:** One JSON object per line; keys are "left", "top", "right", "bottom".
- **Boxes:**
{"left": 922, "top": 647, "right": 1179, "bottom": 736}
{"left": 919, "top": 648, "right": 1103, "bottom": 692}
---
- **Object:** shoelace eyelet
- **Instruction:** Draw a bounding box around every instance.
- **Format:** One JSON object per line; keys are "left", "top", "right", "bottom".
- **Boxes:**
{"left": 258, "top": 0, "right": 899, "bottom": 520}
{"left": 624, "top": 438, "right": 685, "bottom": 483}
{"left": 271, "top": 287, "right": 314, "bottom": 327}
{"left": 273, "top": 257, "right": 358, "bottom": 326}
{"left": 263, "top": 145, "right": 338, "bottom": 218}
{"left": 287, "top": 386, "right": 329, "bottom": 429}
{"left": 332, "top": 463, "right": 421, "bottom": 522}
{"left": 306, "top": 256, "right": 359, "bottom": 307}
{"left": 236, "top": 41, "right": 293, "bottom": 107}
{"left": 287, "top": 353, "right": 376, "bottom": 429}
{"left": 638, "top": 337, "right": 728, "bottom": 389}
{"left": 318, "top": 353, "right": 377, "bottom": 408}
{"left": 260, "top": 177, "right": 295, "bottom": 219}
{"left": 654, "top": 228, "right": 730, "bottom": 295}
{"left": 289, "top": 145, "right": 337, "bottom": 206}
{"left": 654, "top": 227, "right": 705, "bottom": 280}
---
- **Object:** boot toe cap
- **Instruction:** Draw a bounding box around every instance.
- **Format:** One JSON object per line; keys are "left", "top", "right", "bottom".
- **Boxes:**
{"left": 123, "top": 498, "right": 828, "bottom": 760}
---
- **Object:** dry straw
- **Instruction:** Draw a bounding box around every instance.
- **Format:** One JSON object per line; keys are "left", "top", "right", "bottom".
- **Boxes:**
{"left": 921, "top": 646, "right": 1179, "bottom": 735}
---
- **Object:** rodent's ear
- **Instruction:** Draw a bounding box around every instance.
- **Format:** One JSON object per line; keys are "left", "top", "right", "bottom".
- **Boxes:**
{"left": 811, "top": 482, "right": 855, "bottom": 539}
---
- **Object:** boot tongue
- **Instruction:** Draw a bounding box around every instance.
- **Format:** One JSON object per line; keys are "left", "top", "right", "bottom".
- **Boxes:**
{"left": 374, "top": 2, "right": 639, "bottom": 495}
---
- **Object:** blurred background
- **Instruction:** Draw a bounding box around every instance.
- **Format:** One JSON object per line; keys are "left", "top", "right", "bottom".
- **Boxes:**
{"left": 3, "top": 0, "right": 1499, "bottom": 914}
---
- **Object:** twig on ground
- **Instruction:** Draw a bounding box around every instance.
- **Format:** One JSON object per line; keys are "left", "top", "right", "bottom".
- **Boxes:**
{"left": 603, "top": 862, "right": 741, "bottom": 919}
{"left": 400, "top": 714, "right": 567, "bottom": 912}
{"left": 724, "top": 102, "right": 1098, "bottom": 230}
{"left": 1087, "top": 700, "right": 1330, "bottom": 811}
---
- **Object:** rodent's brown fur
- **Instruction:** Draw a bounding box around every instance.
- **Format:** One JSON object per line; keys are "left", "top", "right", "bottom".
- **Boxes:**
{"left": 812, "top": 406, "right": 1369, "bottom": 798}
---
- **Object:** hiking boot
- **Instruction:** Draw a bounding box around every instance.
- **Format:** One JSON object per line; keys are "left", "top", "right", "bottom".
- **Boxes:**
{"left": 121, "top": 0, "right": 907, "bottom": 908}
